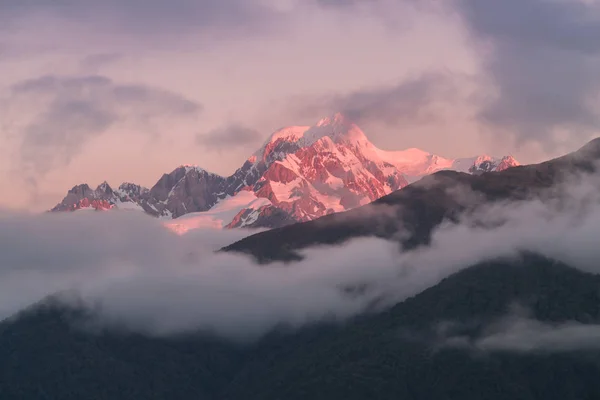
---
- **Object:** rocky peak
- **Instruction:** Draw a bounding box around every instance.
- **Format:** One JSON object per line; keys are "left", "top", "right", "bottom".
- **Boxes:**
{"left": 118, "top": 183, "right": 148, "bottom": 196}
{"left": 52, "top": 182, "right": 115, "bottom": 212}
{"left": 469, "top": 155, "right": 520, "bottom": 175}
{"left": 115, "top": 183, "right": 149, "bottom": 205}
{"left": 96, "top": 181, "right": 113, "bottom": 196}
{"left": 149, "top": 167, "right": 190, "bottom": 203}
{"left": 144, "top": 165, "right": 227, "bottom": 219}
{"left": 67, "top": 183, "right": 92, "bottom": 196}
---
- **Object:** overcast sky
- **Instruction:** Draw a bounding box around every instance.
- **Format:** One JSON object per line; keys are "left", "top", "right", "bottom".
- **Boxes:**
{"left": 1, "top": 0, "right": 600, "bottom": 210}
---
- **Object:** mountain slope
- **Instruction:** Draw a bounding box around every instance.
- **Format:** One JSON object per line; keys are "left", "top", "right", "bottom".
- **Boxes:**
{"left": 223, "top": 137, "right": 600, "bottom": 262}
{"left": 3, "top": 255, "right": 600, "bottom": 399}
{"left": 51, "top": 113, "right": 519, "bottom": 230}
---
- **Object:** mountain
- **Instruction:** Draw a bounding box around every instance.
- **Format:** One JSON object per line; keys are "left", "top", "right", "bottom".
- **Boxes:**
{"left": 3, "top": 255, "right": 600, "bottom": 399}
{"left": 51, "top": 113, "right": 519, "bottom": 231}
{"left": 51, "top": 166, "right": 227, "bottom": 219}
{"left": 223, "top": 137, "right": 600, "bottom": 262}
{"left": 51, "top": 182, "right": 148, "bottom": 213}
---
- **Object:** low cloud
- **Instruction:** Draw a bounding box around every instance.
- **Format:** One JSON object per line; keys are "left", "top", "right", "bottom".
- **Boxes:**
{"left": 440, "top": 305, "right": 600, "bottom": 353}
{"left": 196, "top": 124, "right": 263, "bottom": 152}
{"left": 476, "top": 318, "right": 600, "bottom": 353}
{"left": 0, "top": 211, "right": 403, "bottom": 340}
{"left": 5, "top": 74, "right": 201, "bottom": 179}
{"left": 2, "top": 168, "right": 600, "bottom": 341}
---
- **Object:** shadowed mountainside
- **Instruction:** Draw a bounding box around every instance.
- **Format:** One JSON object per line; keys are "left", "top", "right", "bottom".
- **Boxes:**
{"left": 2, "top": 255, "right": 600, "bottom": 399}
{"left": 222, "top": 138, "right": 600, "bottom": 262}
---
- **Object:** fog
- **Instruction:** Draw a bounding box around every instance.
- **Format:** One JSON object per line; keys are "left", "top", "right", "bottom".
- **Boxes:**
{"left": 2, "top": 169, "right": 600, "bottom": 341}
{"left": 439, "top": 306, "right": 600, "bottom": 353}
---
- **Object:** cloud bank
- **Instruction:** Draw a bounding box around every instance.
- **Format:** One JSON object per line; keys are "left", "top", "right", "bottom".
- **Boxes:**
{"left": 0, "top": 167, "right": 599, "bottom": 343}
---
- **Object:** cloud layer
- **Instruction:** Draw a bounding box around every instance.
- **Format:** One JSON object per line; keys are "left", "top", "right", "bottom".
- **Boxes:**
{"left": 1, "top": 167, "right": 600, "bottom": 342}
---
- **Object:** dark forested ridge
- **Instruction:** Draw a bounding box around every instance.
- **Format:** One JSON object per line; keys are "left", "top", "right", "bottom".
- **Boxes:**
{"left": 223, "top": 138, "right": 600, "bottom": 263}
{"left": 3, "top": 255, "right": 600, "bottom": 400}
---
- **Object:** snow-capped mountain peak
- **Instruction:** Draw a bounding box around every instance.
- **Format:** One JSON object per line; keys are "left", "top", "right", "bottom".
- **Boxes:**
{"left": 52, "top": 114, "right": 520, "bottom": 232}
{"left": 253, "top": 113, "right": 369, "bottom": 165}
{"left": 253, "top": 126, "right": 310, "bottom": 164}
{"left": 315, "top": 112, "right": 348, "bottom": 127}
{"left": 305, "top": 114, "right": 369, "bottom": 148}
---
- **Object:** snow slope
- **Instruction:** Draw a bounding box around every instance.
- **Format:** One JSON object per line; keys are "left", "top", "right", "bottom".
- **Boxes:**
{"left": 163, "top": 190, "right": 271, "bottom": 234}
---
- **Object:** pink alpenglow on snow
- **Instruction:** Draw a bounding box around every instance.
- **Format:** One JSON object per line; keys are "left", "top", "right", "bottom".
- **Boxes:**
{"left": 51, "top": 114, "right": 519, "bottom": 232}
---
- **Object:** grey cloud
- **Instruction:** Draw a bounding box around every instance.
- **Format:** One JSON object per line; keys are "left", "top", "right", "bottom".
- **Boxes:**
{"left": 313, "top": 0, "right": 413, "bottom": 12}
{"left": 312, "top": 0, "right": 432, "bottom": 26}
{"left": 458, "top": 0, "right": 600, "bottom": 54}
{"left": 196, "top": 124, "right": 263, "bottom": 151}
{"left": 7, "top": 74, "right": 201, "bottom": 176}
{"left": 440, "top": 307, "right": 600, "bottom": 353}
{"left": 315, "top": 0, "right": 369, "bottom": 7}
{"left": 456, "top": 0, "right": 600, "bottom": 149}
{"left": 0, "top": 0, "right": 282, "bottom": 39}
{"left": 476, "top": 318, "right": 600, "bottom": 353}
{"left": 80, "top": 53, "right": 124, "bottom": 72}
{"left": 292, "top": 73, "right": 459, "bottom": 128}
{"left": 315, "top": 0, "right": 600, "bottom": 150}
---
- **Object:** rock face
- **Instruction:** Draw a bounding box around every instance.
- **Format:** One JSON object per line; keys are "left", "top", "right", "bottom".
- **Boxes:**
{"left": 50, "top": 113, "right": 519, "bottom": 230}
{"left": 142, "top": 166, "right": 227, "bottom": 218}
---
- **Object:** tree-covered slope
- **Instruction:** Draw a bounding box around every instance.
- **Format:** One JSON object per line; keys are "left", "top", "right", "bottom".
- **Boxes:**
{"left": 2, "top": 255, "right": 600, "bottom": 399}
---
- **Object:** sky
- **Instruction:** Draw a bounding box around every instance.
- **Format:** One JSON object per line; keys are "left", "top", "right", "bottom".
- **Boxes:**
{"left": 1, "top": 0, "right": 600, "bottom": 210}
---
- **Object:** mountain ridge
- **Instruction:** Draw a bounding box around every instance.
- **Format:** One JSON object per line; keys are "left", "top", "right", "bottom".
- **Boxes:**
{"left": 222, "top": 136, "right": 600, "bottom": 262}
{"left": 50, "top": 113, "right": 519, "bottom": 231}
